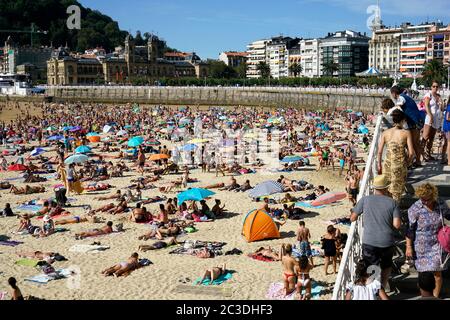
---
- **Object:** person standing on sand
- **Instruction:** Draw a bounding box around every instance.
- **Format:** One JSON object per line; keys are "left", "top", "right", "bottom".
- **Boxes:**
{"left": 137, "top": 146, "right": 145, "bottom": 176}
{"left": 7, "top": 277, "right": 24, "bottom": 300}
{"left": 280, "top": 244, "right": 298, "bottom": 295}
{"left": 297, "top": 221, "right": 314, "bottom": 267}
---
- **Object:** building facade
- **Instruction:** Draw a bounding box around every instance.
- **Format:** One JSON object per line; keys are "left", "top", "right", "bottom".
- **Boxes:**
{"left": 266, "top": 37, "right": 301, "bottom": 79}
{"left": 47, "top": 35, "right": 209, "bottom": 85}
{"left": 2, "top": 36, "right": 52, "bottom": 81}
{"left": 218, "top": 51, "right": 248, "bottom": 68}
{"left": 399, "top": 22, "right": 440, "bottom": 77}
{"left": 246, "top": 39, "right": 270, "bottom": 78}
{"left": 299, "top": 39, "right": 320, "bottom": 77}
{"left": 319, "top": 30, "right": 370, "bottom": 77}
{"left": 369, "top": 27, "right": 401, "bottom": 76}
{"left": 426, "top": 24, "right": 450, "bottom": 65}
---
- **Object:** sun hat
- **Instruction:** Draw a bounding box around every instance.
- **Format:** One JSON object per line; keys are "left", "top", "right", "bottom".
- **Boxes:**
{"left": 373, "top": 175, "right": 390, "bottom": 190}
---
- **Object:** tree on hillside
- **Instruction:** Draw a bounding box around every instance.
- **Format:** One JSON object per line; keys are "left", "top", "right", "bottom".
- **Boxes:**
{"left": 422, "top": 59, "right": 448, "bottom": 87}
{"left": 289, "top": 62, "right": 303, "bottom": 77}
{"left": 257, "top": 61, "right": 271, "bottom": 79}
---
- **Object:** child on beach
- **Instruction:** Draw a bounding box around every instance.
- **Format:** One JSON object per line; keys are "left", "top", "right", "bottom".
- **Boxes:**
{"left": 345, "top": 260, "right": 388, "bottom": 300}
{"left": 1, "top": 203, "right": 14, "bottom": 217}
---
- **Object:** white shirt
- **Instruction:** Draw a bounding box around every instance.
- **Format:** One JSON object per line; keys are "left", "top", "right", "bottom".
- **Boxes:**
{"left": 346, "top": 279, "right": 381, "bottom": 300}
{"left": 424, "top": 92, "right": 442, "bottom": 129}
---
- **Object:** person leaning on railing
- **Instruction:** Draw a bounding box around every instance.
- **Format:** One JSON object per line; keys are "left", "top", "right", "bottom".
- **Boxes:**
{"left": 350, "top": 175, "right": 401, "bottom": 290}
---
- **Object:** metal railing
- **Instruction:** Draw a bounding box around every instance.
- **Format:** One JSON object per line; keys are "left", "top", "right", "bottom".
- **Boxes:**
{"left": 332, "top": 115, "right": 384, "bottom": 300}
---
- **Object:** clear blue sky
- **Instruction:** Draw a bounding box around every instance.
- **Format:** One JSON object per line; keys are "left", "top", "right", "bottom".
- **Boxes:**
{"left": 79, "top": 0, "right": 450, "bottom": 59}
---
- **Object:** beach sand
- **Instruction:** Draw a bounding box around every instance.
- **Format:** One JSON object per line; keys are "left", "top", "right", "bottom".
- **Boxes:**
{"left": 0, "top": 104, "right": 366, "bottom": 300}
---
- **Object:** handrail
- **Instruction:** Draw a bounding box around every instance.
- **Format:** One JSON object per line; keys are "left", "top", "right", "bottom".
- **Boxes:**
{"left": 331, "top": 115, "right": 384, "bottom": 300}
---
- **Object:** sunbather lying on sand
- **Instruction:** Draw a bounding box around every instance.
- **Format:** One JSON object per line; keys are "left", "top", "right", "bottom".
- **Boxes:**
{"left": 138, "top": 237, "right": 178, "bottom": 252}
{"left": 138, "top": 223, "right": 163, "bottom": 240}
{"left": 197, "top": 263, "right": 227, "bottom": 285}
{"left": 75, "top": 221, "right": 113, "bottom": 240}
{"left": 55, "top": 215, "right": 100, "bottom": 225}
{"left": 253, "top": 247, "right": 281, "bottom": 261}
{"left": 102, "top": 252, "right": 140, "bottom": 277}
{"left": 203, "top": 183, "right": 225, "bottom": 189}
{"left": 10, "top": 185, "right": 46, "bottom": 194}
{"left": 16, "top": 251, "right": 66, "bottom": 262}
{"left": 94, "top": 190, "right": 122, "bottom": 201}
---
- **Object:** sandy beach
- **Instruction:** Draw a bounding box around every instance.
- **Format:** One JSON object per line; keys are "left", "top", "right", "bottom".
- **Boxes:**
{"left": 0, "top": 103, "right": 370, "bottom": 300}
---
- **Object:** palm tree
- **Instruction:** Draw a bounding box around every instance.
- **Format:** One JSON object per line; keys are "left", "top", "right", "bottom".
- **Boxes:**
{"left": 289, "top": 63, "right": 303, "bottom": 77}
{"left": 422, "top": 59, "right": 448, "bottom": 87}
{"left": 257, "top": 61, "right": 271, "bottom": 79}
{"left": 322, "top": 61, "right": 339, "bottom": 77}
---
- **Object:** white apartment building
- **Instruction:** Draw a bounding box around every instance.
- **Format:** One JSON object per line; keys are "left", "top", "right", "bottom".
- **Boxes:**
{"left": 299, "top": 39, "right": 320, "bottom": 77}
{"left": 218, "top": 51, "right": 248, "bottom": 68}
{"left": 369, "top": 27, "right": 402, "bottom": 76}
{"left": 399, "top": 22, "right": 441, "bottom": 77}
{"left": 246, "top": 39, "right": 269, "bottom": 78}
{"left": 267, "top": 37, "right": 290, "bottom": 79}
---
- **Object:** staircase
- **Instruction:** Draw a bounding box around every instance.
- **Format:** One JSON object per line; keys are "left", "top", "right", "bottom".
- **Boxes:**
{"left": 389, "top": 163, "right": 450, "bottom": 300}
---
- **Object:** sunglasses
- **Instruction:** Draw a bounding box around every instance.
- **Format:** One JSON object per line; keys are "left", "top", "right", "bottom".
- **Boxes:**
{"left": 432, "top": 85, "right": 439, "bottom": 88}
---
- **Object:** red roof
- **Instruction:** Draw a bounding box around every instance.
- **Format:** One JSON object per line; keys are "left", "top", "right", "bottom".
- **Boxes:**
{"left": 224, "top": 51, "right": 248, "bottom": 57}
{"left": 164, "top": 52, "right": 190, "bottom": 58}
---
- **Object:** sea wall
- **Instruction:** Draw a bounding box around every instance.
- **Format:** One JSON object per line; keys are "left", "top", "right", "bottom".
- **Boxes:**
{"left": 39, "top": 86, "right": 387, "bottom": 113}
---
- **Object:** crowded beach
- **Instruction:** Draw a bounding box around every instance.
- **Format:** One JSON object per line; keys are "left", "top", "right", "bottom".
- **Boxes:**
{"left": 0, "top": 96, "right": 402, "bottom": 300}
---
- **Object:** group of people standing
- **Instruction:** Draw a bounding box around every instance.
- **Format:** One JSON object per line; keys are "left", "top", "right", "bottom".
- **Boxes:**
{"left": 347, "top": 83, "right": 450, "bottom": 300}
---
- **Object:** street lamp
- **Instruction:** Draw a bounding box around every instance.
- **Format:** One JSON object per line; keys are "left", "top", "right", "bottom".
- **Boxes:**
{"left": 411, "top": 56, "right": 418, "bottom": 91}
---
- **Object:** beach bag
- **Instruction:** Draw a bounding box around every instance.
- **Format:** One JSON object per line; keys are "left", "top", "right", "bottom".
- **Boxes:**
{"left": 438, "top": 206, "right": 450, "bottom": 268}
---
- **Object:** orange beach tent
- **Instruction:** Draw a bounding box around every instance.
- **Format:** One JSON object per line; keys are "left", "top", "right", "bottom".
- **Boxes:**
{"left": 242, "top": 209, "right": 280, "bottom": 242}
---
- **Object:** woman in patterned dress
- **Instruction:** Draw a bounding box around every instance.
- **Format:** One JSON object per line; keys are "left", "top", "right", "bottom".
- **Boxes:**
{"left": 406, "top": 183, "right": 450, "bottom": 298}
{"left": 377, "top": 109, "right": 415, "bottom": 202}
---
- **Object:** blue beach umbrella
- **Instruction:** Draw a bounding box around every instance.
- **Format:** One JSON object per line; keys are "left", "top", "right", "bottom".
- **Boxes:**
{"left": 177, "top": 188, "right": 215, "bottom": 206}
{"left": 65, "top": 154, "right": 89, "bottom": 164}
{"left": 86, "top": 132, "right": 99, "bottom": 137}
{"left": 127, "top": 136, "right": 144, "bottom": 147}
{"left": 47, "top": 135, "right": 64, "bottom": 141}
{"left": 248, "top": 181, "right": 284, "bottom": 198}
{"left": 30, "top": 147, "right": 46, "bottom": 157}
{"left": 75, "top": 145, "right": 92, "bottom": 154}
{"left": 181, "top": 143, "right": 198, "bottom": 151}
{"left": 281, "top": 155, "right": 303, "bottom": 163}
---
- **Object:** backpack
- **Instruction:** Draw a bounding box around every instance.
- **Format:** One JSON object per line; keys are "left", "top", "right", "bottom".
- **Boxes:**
{"left": 400, "top": 94, "right": 425, "bottom": 129}
{"left": 437, "top": 205, "right": 450, "bottom": 268}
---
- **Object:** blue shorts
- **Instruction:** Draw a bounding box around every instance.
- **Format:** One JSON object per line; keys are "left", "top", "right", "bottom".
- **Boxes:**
{"left": 339, "top": 159, "right": 345, "bottom": 168}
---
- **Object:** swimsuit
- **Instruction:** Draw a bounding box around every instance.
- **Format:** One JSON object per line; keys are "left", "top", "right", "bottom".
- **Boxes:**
{"left": 283, "top": 272, "right": 296, "bottom": 281}
{"left": 297, "top": 273, "right": 311, "bottom": 286}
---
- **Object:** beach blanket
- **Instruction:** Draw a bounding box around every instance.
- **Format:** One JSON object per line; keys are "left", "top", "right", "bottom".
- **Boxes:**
{"left": 69, "top": 244, "right": 110, "bottom": 253}
{"left": 295, "top": 202, "right": 325, "bottom": 209}
{"left": 266, "top": 282, "right": 323, "bottom": 300}
{"left": 15, "top": 204, "right": 42, "bottom": 212}
{"left": 292, "top": 248, "right": 322, "bottom": 258}
{"left": 248, "top": 253, "right": 278, "bottom": 262}
{"left": 15, "top": 258, "right": 39, "bottom": 267}
{"left": 25, "top": 268, "right": 73, "bottom": 284}
{"left": 193, "top": 272, "right": 233, "bottom": 286}
{"left": 0, "top": 240, "right": 23, "bottom": 247}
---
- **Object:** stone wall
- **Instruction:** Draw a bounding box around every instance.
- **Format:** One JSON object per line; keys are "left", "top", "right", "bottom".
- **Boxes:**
{"left": 43, "top": 86, "right": 387, "bottom": 113}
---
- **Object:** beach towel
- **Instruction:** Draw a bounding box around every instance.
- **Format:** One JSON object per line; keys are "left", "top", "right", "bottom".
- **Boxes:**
{"left": 25, "top": 268, "right": 73, "bottom": 284}
{"left": 15, "top": 204, "right": 41, "bottom": 212}
{"left": 54, "top": 227, "right": 69, "bottom": 233}
{"left": 69, "top": 244, "right": 110, "bottom": 253}
{"left": 0, "top": 240, "right": 23, "bottom": 247}
{"left": 295, "top": 202, "right": 325, "bottom": 209}
{"left": 266, "top": 282, "right": 323, "bottom": 300}
{"left": 248, "top": 253, "right": 277, "bottom": 262}
{"left": 193, "top": 272, "right": 233, "bottom": 286}
{"left": 15, "top": 258, "right": 39, "bottom": 267}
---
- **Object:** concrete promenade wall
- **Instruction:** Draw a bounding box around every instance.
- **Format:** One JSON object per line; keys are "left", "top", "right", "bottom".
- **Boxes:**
{"left": 43, "top": 86, "right": 387, "bottom": 113}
